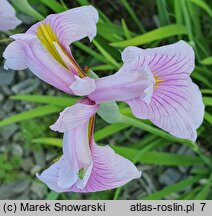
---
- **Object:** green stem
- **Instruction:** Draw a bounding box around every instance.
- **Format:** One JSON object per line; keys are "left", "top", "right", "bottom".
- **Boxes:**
{"left": 122, "top": 115, "right": 211, "bottom": 167}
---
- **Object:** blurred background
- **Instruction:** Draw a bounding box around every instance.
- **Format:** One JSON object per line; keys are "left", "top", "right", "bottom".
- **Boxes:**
{"left": 0, "top": 0, "right": 211, "bottom": 200}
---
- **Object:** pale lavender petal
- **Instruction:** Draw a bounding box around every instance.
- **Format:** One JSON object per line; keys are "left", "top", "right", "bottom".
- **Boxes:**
{"left": 37, "top": 139, "right": 141, "bottom": 193}
{"left": 88, "top": 67, "right": 155, "bottom": 104}
{"left": 187, "top": 78, "right": 204, "bottom": 129}
{"left": 69, "top": 76, "right": 96, "bottom": 96}
{"left": 126, "top": 78, "right": 204, "bottom": 141}
{"left": 0, "top": 0, "right": 21, "bottom": 31}
{"left": 3, "top": 34, "right": 75, "bottom": 94}
{"left": 121, "top": 40, "right": 195, "bottom": 77}
{"left": 58, "top": 123, "right": 93, "bottom": 189}
{"left": 50, "top": 103, "right": 98, "bottom": 132}
{"left": 27, "top": 6, "right": 98, "bottom": 52}
{"left": 120, "top": 41, "right": 203, "bottom": 141}
{"left": 71, "top": 140, "right": 141, "bottom": 192}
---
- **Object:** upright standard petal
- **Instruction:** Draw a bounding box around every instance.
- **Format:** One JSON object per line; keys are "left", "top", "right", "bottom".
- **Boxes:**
{"left": 27, "top": 6, "right": 98, "bottom": 52}
{"left": 88, "top": 66, "right": 155, "bottom": 104}
{"left": 3, "top": 34, "right": 75, "bottom": 94}
{"left": 27, "top": 5, "right": 98, "bottom": 77}
{"left": 3, "top": 6, "right": 99, "bottom": 95}
{"left": 122, "top": 41, "right": 204, "bottom": 141}
{"left": 0, "top": 0, "right": 21, "bottom": 31}
{"left": 37, "top": 101, "right": 141, "bottom": 192}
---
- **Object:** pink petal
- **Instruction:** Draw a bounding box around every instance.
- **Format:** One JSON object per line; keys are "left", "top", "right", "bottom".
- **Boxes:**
{"left": 0, "top": 0, "right": 21, "bottom": 31}
{"left": 50, "top": 102, "right": 98, "bottom": 132}
{"left": 3, "top": 34, "right": 75, "bottom": 94}
{"left": 69, "top": 76, "right": 96, "bottom": 96}
{"left": 126, "top": 79, "right": 204, "bottom": 141}
{"left": 60, "top": 122, "right": 93, "bottom": 189}
{"left": 37, "top": 139, "right": 141, "bottom": 193}
{"left": 88, "top": 67, "right": 155, "bottom": 104}
{"left": 122, "top": 40, "right": 195, "bottom": 76}
{"left": 38, "top": 120, "right": 93, "bottom": 191}
{"left": 72, "top": 140, "right": 141, "bottom": 192}
{"left": 120, "top": 41, "right": 203, "bottom": 141}
{"left": 27, "top": 6, "right": 98, "bottom": 53}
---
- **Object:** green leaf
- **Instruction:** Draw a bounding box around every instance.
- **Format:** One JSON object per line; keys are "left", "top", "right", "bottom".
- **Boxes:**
{"left": 32, "top": 138, "right": 62, "bottom": 147}
{"left": 74, "top": 41, "right": 108, "bottom": 65}
{"left": 181, "top": 0, "right": 194, "bottom": 43}
{"left": 192, "top": 70, "right": 212, "bottom": 88}
{"left": 113, "top": 146, "right": 204, "bottom": 166}
{"left": 189, "top": 0, "right": 212, "bottom": 18}
{"left": 32, "top": 138, "right": 203, "bottom": 166}
{"left": 204, "top": 112, "right": 212, "bottom": 124}
{"left": 174, "top": 0, "right": 183, "bottom": 26}
{"left": 10, "top": 95, "right": 79, "bottom": 107}
{"left": 39, "top": 0, "right": 65, "bottom": 13}
{"left": 178, "top": 187, "right": 201, "bottom": 200}
{"left": 94, "top": 123, "right": 129, "bottom": 142}
{"left": 195, "top": 173, "right": 212, "bottom": 200}
{"left": 144, "top": 176, "right": 202, "bottom": 200}
{"left": 0, "top": 105, "right": 62, "bottom": 127}
{"left": 200, "top": 57, "right": 212, "bottom": 65}
{"left": 201, "top": 89, "right": 212, "bottom": 95}
{"left": 156, "top": 0, "right": 170, "bottom": 26}
{"left": 121, "top": 115, "right": 196, "bottom": 149}
{"left": 93, "top": 39, "right": 121, "bottom": 68}
{"left": 121, "top": 19, "right": 131, "bottom": 39}
{"left": 11, "top": 0, "right": 44, "bottom": 21}
{"left": 195, "top": 184, "right": 210, "bottom": 200}
{"left": 46, "top": 191, "right": 60, "bottom": 200}
{"left": 97, "top": 22, "right": 126, "bottom": 42}
{"left": 119, "top": 0, "right": 145, "bottom": 32}
{"left": 131, "top": 134, "right": 158, "bottom": 149}
{"left": 91, "top": 64, "right": 117, "bottom": 71}
{"left": 203, "top": 97, "right": 212, "bottom": 106}
{"left": 111, "top": 25, "right": 188, "bottom": 47}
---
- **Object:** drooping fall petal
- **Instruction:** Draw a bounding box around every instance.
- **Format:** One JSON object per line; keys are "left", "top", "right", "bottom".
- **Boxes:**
{"left": 37, "top": 138, "right": 141, "bottom": 192}
{"left": 0, "top": 0, "right": 21, "bottom": 31}
{"left": 37, "top": 102, "right": 141, "bottom": 192}
{"left": 121, "top": 41, "right": 204, "bottom": 141}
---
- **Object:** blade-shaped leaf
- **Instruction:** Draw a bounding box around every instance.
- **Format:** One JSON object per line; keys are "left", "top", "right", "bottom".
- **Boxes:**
{"left": 10, "top": 95, "right": 79, "bottom": 107}
{"left": 11, "top": 0, "right": 44, "bottom": 21}
{"left": 111, "top": 25, "right": 188, "bottom": 47}
{"left": 144, "top": 176, "right": 202, "bottom": 200}
{"left": 0, "top": 105, "right": 62, "bottom": 127}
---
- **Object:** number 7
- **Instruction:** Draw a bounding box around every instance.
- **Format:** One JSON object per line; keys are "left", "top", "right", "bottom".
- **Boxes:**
{"left": 200, "top": 203, "right": 206, "bottom": 211}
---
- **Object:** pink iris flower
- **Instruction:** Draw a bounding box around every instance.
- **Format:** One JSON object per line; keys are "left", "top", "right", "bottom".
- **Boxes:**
{"left": 37, "top": 99, "right": 141, "bottom": 192}
{"left": 101, "top": 41, "right": 203, "bottom": 141}
{"left": 0, "top": 0, "right": 21, "bottom": 31}
{"left": 3, "top": 5, "right": 204, "bottom": 192}
{"left": 3, "top": 5, "right": 152, "bottom": 193}
{"left": 3, "top": 6, "right": 154, "bottom": 101}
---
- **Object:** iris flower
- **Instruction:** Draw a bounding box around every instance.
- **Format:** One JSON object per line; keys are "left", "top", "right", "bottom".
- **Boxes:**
{"left": 0, "top": 0, "right": 21, "bottom": 31}
{"left": 3, "top": 6, "right": 153, "bottom": 101}
{"left": 37, "top": 99, "right": 141, "bottom": 192}
{"left": 99, "top": 41, "right": 203, "bottom": 141}
{"left": 3, "top": 5, "right": 204, "bottom": 192}
{"left": 3, "top": 6, "right": 148, "bottom": 192}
